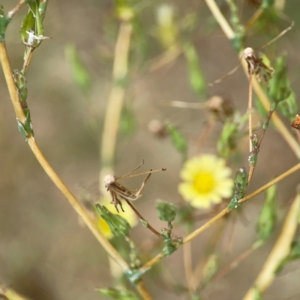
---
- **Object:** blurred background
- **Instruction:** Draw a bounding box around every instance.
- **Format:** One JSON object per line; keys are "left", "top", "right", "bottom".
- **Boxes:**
{"left": 0, "top": 0, "right": 300, "bottom": 299}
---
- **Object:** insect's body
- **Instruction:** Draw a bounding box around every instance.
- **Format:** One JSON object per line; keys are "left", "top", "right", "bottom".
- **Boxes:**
{"left": 103, "top": 162, "right": 162, "bottom": 213}
{"left": 105, "top": 176, "right": 144, "bottom": 212}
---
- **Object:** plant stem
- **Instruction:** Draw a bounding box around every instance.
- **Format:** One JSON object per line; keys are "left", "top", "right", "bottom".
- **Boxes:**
{"left": 205, "top": 0, "right": 300, "bottom": 159}
{"left": 214, "top": 241, "right": 262, "bottom": 280}
{"left": 205, "top": 0, "right": 235, "bottom": 39}
{"left": 183, "top": 242, "right": 195, "bottom": 295}
{"left": 7, "top": 0, "right": 26, "bottom": 19}
{"left": 243, "top": 191, "right": 300, "bottom": 300}
{"left": 245, "top": 8, "right": 263, "bottom": 31}
{"left": 99, "top": 21, "right": 133, "bottom": 193}
{"left": 248, "top": 66, "right": 253, "bottom": 153}
{"left": 136, "top": 281, "right": 154, "bottom": 300}
{"left": 0, "top": 285, "right": 30, "bottom": 300}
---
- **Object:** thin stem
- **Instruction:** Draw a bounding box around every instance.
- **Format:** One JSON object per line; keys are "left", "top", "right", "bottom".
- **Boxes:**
{"left": 205, "top": 0, "right": 300, "bottom": 159}
{"left": 214, "top": 241, "right": 262, "bottom": 280}
{"left": 142, "top": 161, "right": 300, "bottom": 269}
{"left": 248, "top": 67, "right": 253, "bottom": 153}
{"left": 248, "top": 105, "right": 277, "bottom": 183}
{"left": 240, "top": 162, "right": 300, "bottom": 204}
{"left": 0, "top": 286, "right": 30, "bottom": 300}
{"left": 124, "top": 199, "right": 161, "bottom": 238}
{"left": 22, "top": 48, "right": 35, "bottom": 74}
{"left": 183, "top": 242, "right": 195, "bottom": 295}
{"left": 183, "top": 207, "right": 231, "bottom": 244}
{"left": 192, "top": 218, "right": 226, "bottom": 291}
{"left": 0, "top": 43, "right": 25, "bottom": 121}
{"left": 7, "top": 0, "right": 26, "bottom": 19}
{"left": 196, "top": 117, "right": 214, "bottom": 154}
{"left": 245, "top": 8, "right": 263, "bottom": 31}
{"left": 0, "top": 40, "right": 129, "bottom": 273}
{"left": 99, "top": 21, "right": 133, "bottom": 193}
{"left": 149, "top": 44, "right": 181, "bottom": 72}
{"left": 205, "top": 0, "right": 235, "bottom": 39}
{"left": 136, "top": 281, "right": 154, "bottom": 300}
{"left": 243, "top": 192, "right": 300, "bottom": 300}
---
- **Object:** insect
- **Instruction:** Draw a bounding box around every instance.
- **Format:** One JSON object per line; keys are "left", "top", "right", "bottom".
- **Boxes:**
{"left": 25, "top": 30, "right": 50, "bottom": 47}
{"left": 104, "top": 160, "right": 166, "bottom": 213}
{"left": 291, "top": 114, "right": 300, "bottom": 130}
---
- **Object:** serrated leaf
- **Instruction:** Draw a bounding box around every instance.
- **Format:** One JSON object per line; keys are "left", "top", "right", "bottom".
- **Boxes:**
{"left": 156, "top": 200, "right": 177, "bottom": 222}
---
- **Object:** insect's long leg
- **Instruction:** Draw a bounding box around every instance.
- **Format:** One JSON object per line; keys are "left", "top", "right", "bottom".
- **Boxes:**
{"left": 110, "top": 190, "right": 124, "bottom": 213}
{"left": 121, "top": 168, "right": 167, "bottom": 180}
{"left": 123, "top": 198, "right": 161, "bottom": 238}
{"left": 115, "top": 160, "right": 145, "bottom": 180}
{"left": 135, "top": 172, "right": 152, "bottom": 198}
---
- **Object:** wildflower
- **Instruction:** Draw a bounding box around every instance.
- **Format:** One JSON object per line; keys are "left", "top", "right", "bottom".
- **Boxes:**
{"left": 178, "top": 154, "right": 234, "bottom": 208}
{"left": 96, "top": 197, "right": 138, "bottom": 239}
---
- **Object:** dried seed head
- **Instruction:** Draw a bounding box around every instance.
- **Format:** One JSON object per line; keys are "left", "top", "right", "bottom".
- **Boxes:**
{"left": 103, "top": 175, "right": 115, "bottom": 187}
{"left": 148, "top": 119, "right": 168, "bottom": 138}
{"left": 206, "top": 95, "right": 234, "bottom": 120}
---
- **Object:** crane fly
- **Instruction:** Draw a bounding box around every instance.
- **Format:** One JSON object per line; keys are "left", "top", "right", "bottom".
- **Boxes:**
{"left": 104, "top": 160, "right": 166, "bottom": 213}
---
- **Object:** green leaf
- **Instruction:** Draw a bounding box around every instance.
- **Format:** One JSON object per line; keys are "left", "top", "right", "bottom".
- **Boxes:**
{"left": 21, "top": 1, "right": 45, "bottom": 47}
{"left": 95, "top": 204, "right": 131, "bottom": 237}
{"left": 268, "top": 55, "right": 292, "bottom": 104}
{"left": 166, "top": 121, "right": 187, "bottom": 159}
{"left": 217, "top": 112, "right": 248, "bottom": 158}
{"left": 0, "top": 6, "right": 10, "bottom": 42}
{"left": 256, "top": 185, "right": 277, "bottom": 242}
{"left": 253, "top": 287, "right": 264, "bottom": 300}
{"left": 65, "top": 44, "right": 91, "bottom": 93}
{"left": 156, "top": 200, "right": 177, "bottom": 222}
{"left": 276, "top": 236, "right": 300, "bottom": 274}
{"left": 97, "top": 288, "right": 139, "bottom": 300}
{"left": 228, "top": 167, "right": 248, "bottom": 209}
{"left": 217, "top": 120, "right": 238, "bottom": 158}
{"left": 140, "top": 219, "right": 148, "bottom": 228}
{"left": 202, "top": 254, "right": 219, "bottom": 287}
{"left": 162, "top": 229, "right": 183, "bottom": 256}
{"left": 125, "top": 267, "right": 150, "bottom": 285}
{"left": 183, "top": 43, "right": 206, "bottom": 97}
{"left": 13, "top": 70, "right": 28, "bottom": 101}
{"left": 16, "top": 109, "right": 34, "bottom": 141}
{"left": 120, "top": 106, "right": 136, "bottom": 136}
{"left": 277, "top": 92, "right": 298, "bottom": 122}
{"left": 261, "top": 0, "right": 275, "bottom": 11}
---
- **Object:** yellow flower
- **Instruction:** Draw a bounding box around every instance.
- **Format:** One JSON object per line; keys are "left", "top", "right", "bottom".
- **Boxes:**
{"left": 96, "top": 197, "right": 138, "bottom": 239}
{"left": 178, "top": 154, "right": 234, "bottom": 208}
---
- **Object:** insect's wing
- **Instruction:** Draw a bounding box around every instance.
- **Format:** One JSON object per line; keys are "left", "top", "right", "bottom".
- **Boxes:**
{"left": 110, "top": 182, "right": 139, "bottom": 201}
